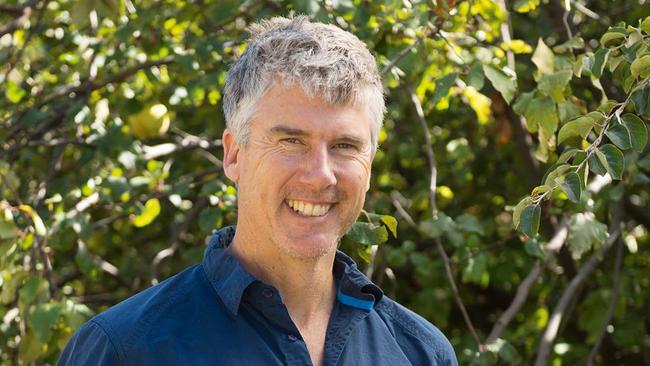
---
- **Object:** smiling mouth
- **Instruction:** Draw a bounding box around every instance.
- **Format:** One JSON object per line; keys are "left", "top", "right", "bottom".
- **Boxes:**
{"left": 286, "top": 199, "right": 332, "bottom": 217}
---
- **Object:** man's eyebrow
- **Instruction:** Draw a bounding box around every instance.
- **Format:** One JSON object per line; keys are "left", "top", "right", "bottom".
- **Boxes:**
{"left": 335, "top": 135, "right": 366, "bottom": 146}
{"left": 269, "top": 125, "right": 367, "bottom": 146}
{"left": 269, "top": 126, "right": 309, "bottom": 136}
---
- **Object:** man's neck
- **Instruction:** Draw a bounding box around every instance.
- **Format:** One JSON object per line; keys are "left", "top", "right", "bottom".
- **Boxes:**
{"left": 226, "top": 231, "right": 337, "bottom": 328}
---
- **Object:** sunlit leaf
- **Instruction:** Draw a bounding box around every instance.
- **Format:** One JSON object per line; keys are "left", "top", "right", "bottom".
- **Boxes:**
{"left": 483, "top": 64, "right": 516, "bottom": 103}
{"left": 532, "top": 38, "right": 555, "bottom": 74}
{"left": 133, "top": 198, "right": 161, "bottom": 227}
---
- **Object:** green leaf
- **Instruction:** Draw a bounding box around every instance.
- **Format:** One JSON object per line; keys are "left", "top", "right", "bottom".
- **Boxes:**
{"left": 558, "top": 172, "right": 581, "bottom": 203}
{"left": 345, "top": 222, "right": 388, "bottom": 245}
{"left": 0, "top": 218, "right": 18, "bottom": 240}
{"left": 589, "top": 150, "right": 608, "bottom": 176}
{"left": 486, "top": 338, "right": 522, "bottom": 364}
{"left": 524, "top": 238, "right": 545, "bottom": 260}
{"left": 621, "top": 113, "right": 648, "bottom": 152}
{"left": 630, "top": 84, "right": 649, "bottom": 116}
{"left": 641, "top": 16, "right": 650, "bottom": 34}
{"left": 461, "top": 253, "right": 488, "bottom": 286}
{"left": 31, "top": 302, "right": 63, "bottom": 343}
{"left": 553, "top": 37, "right": 585, "bottom": 53}
{"left": 379, "top": 215, "right": 398, "bottom": 238}
{"left": 538, "top": 70, "right": 572, "bottom": 102}
{"left": 568, "top": 212, "right": 608, "bottom": 259}
{"left": 482, "top": 64, "right": 516, "bottom": 103}
{"left": 519, "top": 204, "right": 541, "bottom": 237}
{"left": 600, "top": 31, "right": 626, "bottom": 48}
{"left": 18, "top": 205, "right": 47, "bottom": 236}
{"left": 558, "top": 101, "right": 581, "bottom": 122}
{"left": 456, "top": 214, "right": 484, "bottom": 235}
{"left": 198, "top": 207, "right": 221, "bottom": 233}
{"left": 5, "top": 80, "right": 26, "bottom": 104}
{"left": 19, "top": 276, "right": 47, "bottom": 306}
{"left": 532, "top": 38, "right": 555, "bottom": 74}
{"left": 630, "top": 55, "right": 650, "bottom": 78}
{"left": 512, "top": 196, "right": 533, "bottom": 229}
{"left": 544, "top": 164, "right": 572, "bottom": 187}
{"left": 590, "top": 48, "right": 610, "bottom": 78}
{"left": 599, "top": 144, "right": 625, "bottom": 179}
{"left": 557, "top": 148, "right": 580, "bottom": 164}
{"left": 133, "top": 198, "right": 161, "bottom": 227}
{"left": 605, "top": 123, "right": 632, "bottom": 150}
{"left": 557, "top": 113, "right": 600, "bottom": 144}
{"left": 466, "top": 63, "right": 485, "bottom": 90}
{"left": 418, "top": 213, "right": 454, "bottom": 238}
{"left": 432, "top": 73, "right": 458, "bottom": 105}
{"left": 526, "top": 96, "right": 558, "bottom": 136}
{"left": 531, "top": 184, "right": 552, "bottom": 197}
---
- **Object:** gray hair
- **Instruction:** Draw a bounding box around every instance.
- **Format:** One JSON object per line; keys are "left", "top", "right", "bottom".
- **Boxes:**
{"left": 222, "top": 16, "right": 385, "bottom": 150}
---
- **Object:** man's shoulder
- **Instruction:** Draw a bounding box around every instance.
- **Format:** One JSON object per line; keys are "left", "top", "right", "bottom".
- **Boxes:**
{"left": 81, "top": 264, "right": 209, "bottom": 354}
{"left": 373, "top": 296, "right": 458, "bottom": 365}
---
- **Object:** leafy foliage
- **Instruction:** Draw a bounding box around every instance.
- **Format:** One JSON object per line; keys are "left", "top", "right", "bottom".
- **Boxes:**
{"left": 1, "top": 0, "right": 649, "bottom": 364}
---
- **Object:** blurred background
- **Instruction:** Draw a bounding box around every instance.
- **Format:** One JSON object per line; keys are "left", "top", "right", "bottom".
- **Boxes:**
{"left": 1, "top": 0, "right": 649, "bottom": 364}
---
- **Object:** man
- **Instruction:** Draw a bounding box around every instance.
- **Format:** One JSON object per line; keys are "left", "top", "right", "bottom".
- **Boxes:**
{"left": 58, "top": 16, "right": 457, "bottom": 366}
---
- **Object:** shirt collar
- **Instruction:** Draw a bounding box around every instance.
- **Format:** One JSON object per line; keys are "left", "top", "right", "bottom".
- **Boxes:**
{"left": 202, "top": 226, "right": 384, "bottom": 316}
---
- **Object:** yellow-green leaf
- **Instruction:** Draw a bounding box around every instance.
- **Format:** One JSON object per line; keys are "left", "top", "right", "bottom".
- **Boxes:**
{"left": 532, "top": 38, "right": 554, "bottom": 74}
{"left": 133, "top": 198, "right": 161, "bottom": 227}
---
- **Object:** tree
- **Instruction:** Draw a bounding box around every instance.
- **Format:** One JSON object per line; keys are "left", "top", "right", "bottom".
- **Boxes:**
{"left": 1, "top": 0, "right": 649, "bottom": 364}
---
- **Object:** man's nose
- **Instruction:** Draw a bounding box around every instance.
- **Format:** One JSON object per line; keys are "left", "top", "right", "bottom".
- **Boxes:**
{"left": 299, "top": 144, "right": 337, "bottom": 190}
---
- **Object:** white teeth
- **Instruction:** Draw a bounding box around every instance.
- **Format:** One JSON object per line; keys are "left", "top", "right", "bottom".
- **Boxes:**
{"left": 286, "top": 199, "right": 331, "bottom": 217}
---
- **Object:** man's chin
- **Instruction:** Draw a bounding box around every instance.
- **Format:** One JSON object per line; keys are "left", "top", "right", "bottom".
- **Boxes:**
{"left": 276, "top": 234, "right": 338, "bottom": 261}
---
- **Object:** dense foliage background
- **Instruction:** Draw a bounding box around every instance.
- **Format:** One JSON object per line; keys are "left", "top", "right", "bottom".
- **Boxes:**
{"left": 1, "top": 0, "right": 649, "bottom": 364}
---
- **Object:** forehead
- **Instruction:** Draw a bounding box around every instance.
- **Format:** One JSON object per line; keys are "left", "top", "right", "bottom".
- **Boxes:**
{"left": 250, "top": 83, "right": 372, "bottom": 141}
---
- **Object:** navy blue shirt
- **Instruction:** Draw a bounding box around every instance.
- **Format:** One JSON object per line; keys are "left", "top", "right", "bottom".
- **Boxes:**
{"left": 58, "top": 227, "right": 457, "bottom": 365}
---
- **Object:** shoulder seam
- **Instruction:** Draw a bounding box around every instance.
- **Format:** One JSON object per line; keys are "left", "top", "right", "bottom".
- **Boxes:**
{"left": 88, "top": 319, "right": 125, "bottom": 364}
{"left": 375, "top": 299, "right": 446, "bottom": 364}
{"left": 120, "top": 265, "right": 202, "bottom": 355}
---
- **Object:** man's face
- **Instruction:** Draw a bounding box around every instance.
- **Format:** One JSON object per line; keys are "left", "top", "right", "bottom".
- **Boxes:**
{"left": 223, "top": 83, "right": 374, "bottom": 260}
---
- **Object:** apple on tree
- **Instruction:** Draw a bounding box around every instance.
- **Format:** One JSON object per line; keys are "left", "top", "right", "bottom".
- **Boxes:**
{"left": 127, "top": 104, "right": 171, "bottom": 139}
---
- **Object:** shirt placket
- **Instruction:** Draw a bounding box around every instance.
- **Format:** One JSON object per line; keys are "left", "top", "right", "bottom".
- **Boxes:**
{"left": 246, "top": 282, "right": 314, "bottom": 366}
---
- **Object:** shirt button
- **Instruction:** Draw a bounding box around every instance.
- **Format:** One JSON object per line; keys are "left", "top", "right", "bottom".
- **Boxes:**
{"left": 287, "top": 334, "right": 298, "bottom": 342}
{"left": 261, "top": 288, "right": 273, "bottom": 298}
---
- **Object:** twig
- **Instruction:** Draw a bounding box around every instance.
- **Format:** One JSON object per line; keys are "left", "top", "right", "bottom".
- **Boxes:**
{"left": 380, "top": 25, "right": 437, "bottom": 77}
{"left": 585, "top": 238, "right": 624, "bottom": 365}
{"left": 2, "top": 0, "right": 50, "bottom": 82}
{"left": 0, "top": 0, "right": 36, "bottom": 37}
{"left": 407, "top": 85, "right": 438, "bottom": 216}
{"left": 151, "top": 196, "right": 209, "bottom": 284}
{"left": 571, "top": 0, "right": 600, "bottom": 20}
{"left": 495, "top": 0, "right": 515, "bottom": 71}
{"left": 534, "top": 203, "right": 623, "bottom": 366}
{"left": 486, "top": 261, "right": 541, "bottom": 344}
{"left": 35, "top": 57, "right": 175, "bottom": 111}
{"left": 406, "top": 82, "right": 483, "bottom": 351}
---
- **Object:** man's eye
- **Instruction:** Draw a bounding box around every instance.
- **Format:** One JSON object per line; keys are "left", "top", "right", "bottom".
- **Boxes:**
{"left": 334, "top": 143, "right": 355, "bottom": 149}
{"left": 282, "top": 138, "right": 302, "bottom": 144}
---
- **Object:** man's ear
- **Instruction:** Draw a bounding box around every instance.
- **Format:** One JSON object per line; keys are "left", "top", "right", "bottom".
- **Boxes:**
{"left": 222, "top": 129, "right": 240, "bottom": 183}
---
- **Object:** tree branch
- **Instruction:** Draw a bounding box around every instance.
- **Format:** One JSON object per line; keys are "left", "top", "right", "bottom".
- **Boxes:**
{"left": 151, "top": 196, "right": 209, "bottom": 284}
{"left": 486, "top": 174, "right": 613, "bottom": 343}
{"left": 406, "top": 82, "right": 483, "bottom": 351}
{"left": 0, "top": 0, "right": 36, "bottom": 37}
{"left": 534, "top": 203, "right": 624, "bottom": 366}
{"left": 407, "top": 85, "right": 438, "bottom": 216}
{"left": 585, "top": 238, "right": 624, "bottom": 365}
